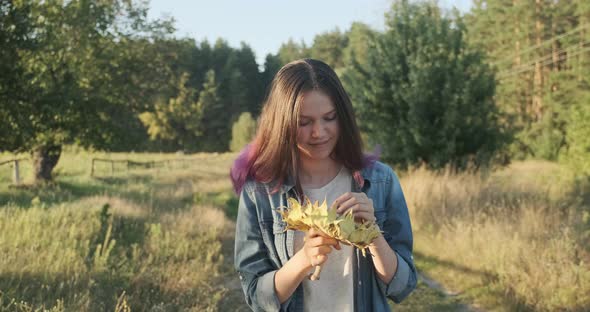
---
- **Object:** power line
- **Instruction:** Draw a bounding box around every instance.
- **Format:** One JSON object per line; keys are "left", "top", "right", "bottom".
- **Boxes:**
{"left": 491, "top": 23, "right": 590, "bottom": 68}
{"left": 498, "top": 40, "right": 590, "bottom": 78}
{"left": 498, "top": 46, "right": 590, "bottom": 80}
{"left": 498, "top": 43, "right": 590, "bottom": 80}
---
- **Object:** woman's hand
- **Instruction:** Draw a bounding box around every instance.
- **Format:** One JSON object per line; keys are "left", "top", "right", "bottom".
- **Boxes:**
{"left": 334, "top": 192, "right": 376, "bottom": 222}
{"left": 303, "top": 228, "right": 341, "bottom": 269}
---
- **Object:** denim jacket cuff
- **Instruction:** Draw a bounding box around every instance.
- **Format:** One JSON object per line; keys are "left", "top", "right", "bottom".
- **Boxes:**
{"left": 377, "top": 252, "right": 411, "bottom": 297}
{"left": 256, "top": 270, "right": 293, "bottom": 311}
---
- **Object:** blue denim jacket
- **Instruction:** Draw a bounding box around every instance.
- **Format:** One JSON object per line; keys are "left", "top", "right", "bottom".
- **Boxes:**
{"left": 234, "top": 161, "right": 417, "bottom": 311}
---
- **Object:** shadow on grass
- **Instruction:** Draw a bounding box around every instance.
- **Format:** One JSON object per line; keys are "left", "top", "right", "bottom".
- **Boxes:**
{"left": 393, "top": 279, "right": 468, "bottom": 312}
{"left": 411, "top": 251, "right": 579, "bottom": 312}
{"left": 194, "top": 191, "right": 239, "bottom": 220}
{"left": 0, "top": 269, "right": 228, "bottom": 311}
{"left": 0, "top": 175, "right": 157, "bottom": 211}
{"left": 414, "top": 251, "right": 496, "bottom": 282}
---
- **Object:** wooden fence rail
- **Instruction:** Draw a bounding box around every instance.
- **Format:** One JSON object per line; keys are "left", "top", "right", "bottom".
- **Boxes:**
{"left": 1, "top": 157, "right": 197, "bottom": 183}
{"left": 0, "top": 158, "right": 28, "bottom": 185}
{"left": 90, "top": 158, "right": 195, "bottom": 177}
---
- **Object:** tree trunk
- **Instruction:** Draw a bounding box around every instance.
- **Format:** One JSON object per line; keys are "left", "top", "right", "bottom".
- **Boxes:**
{"left": 532, "top": 0, "right": 544, "bottom": 122}
{"left": 513, "top": 0, "right": 525, "bottom": 124}
{"left": 32, "top": 145, "right": 62, "bottom": 183}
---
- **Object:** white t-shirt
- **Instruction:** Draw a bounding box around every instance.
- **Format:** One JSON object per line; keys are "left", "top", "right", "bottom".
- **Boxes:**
{"left": 294, "top": 165, "right": 355, "bottom": 312}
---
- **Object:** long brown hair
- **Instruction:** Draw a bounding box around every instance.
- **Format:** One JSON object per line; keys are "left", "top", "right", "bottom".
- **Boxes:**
{"left": 231, "top": 58, "right": 369, "bottom": 196}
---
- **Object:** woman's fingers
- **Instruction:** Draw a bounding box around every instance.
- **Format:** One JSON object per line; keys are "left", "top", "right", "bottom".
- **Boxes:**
{"left": 336, "top": 195, "right": 358, "bottom": 214}
{"left": 307, "top": 228, "right": 329, "bottom": 239}
{"left": 308, "top": 235, "right": 338, "bottom": 248}
{"left": 312, "top": 245, "right": 333, "bottom": 257}
{"left": 354, "top": 211, "right": 376, "bottom": 222}
{"left": 312, "top": 254, "right": 328, "bottom": 266}
{"left": 305, "top": 229, "right": 341, "bottom": 253}
{"left": 335, "top": 193, "right": 376, "bottom": 223}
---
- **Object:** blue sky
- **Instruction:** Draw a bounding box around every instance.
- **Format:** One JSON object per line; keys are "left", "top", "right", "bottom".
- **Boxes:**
{"left": 147, "top": 0, "right": 472, "bottom": 66}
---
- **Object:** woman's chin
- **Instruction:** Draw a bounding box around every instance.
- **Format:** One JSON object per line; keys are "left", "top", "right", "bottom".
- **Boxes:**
{"left": 298, "top": 144, "right": 336, "bottom": 161}
{"left": 304, "top": 151, "right": 333, "bottom": 161}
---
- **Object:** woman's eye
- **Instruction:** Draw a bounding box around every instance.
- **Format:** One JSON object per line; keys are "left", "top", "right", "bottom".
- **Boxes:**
{"left": 325, "top": 115, "right": 337, "bottom": 121}
{"left": 299, "top": 121, "right": 310, "bottom": 126}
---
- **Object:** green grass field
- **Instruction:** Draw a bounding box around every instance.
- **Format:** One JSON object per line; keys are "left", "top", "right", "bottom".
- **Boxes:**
{"left": 0, "top": 150, "right": 588, "bottom": 311}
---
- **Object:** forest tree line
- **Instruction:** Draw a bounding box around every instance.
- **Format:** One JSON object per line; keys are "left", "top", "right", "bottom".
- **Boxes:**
{"left": 1, "top": 0, "right": 589, "bottom": 181}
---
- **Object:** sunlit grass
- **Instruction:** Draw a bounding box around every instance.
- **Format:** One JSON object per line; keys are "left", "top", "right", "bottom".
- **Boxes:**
{"left": 1, "top": 150, "right": 588, "bottom": 311}
{"left": 0, "top": 150, "right": 241, "bottom": 311}
{"left": 402, "top": 161, "right": 590, "bottom": 311}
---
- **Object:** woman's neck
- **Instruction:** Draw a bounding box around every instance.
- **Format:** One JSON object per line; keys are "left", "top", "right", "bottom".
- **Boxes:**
{"left": 298, "top": 157, "right": 342, "bottom": 188}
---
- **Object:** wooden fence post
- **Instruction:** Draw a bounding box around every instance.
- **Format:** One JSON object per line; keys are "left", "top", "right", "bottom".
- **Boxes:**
{"left": 90, "top": 158, "right": 95, "bottom": 177}
{"left": 13, "top": 160, "right": 20, "bottom": 185}
{"left": 111, "top": 160, "right": 114, "bottom": 176}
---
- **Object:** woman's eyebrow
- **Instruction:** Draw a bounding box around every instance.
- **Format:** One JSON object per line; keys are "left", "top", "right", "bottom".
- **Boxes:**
{"left": 300, "top": 109, "right": 336, "bottom": 119}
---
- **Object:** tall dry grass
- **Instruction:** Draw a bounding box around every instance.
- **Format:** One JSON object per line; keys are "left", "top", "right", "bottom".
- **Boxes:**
{"left": 2, "top": 149, "right": 588, "bottom": 311}
{"left": 0, "top": 150, "right": 242, "bottom": 311}
{"left": 402, "top": 161, "right": 590, "bottom": 311}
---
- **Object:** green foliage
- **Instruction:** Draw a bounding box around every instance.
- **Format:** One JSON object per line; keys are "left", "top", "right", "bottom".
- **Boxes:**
{"left": 139, "top": 73, "right": 203, "bottom": 150}
{"left": 563, "top": 91, "right": 590, "bottom": 175}
{"left": 0, "top": 0, "right": 174, "bottom": 153}
{"left": 230, "top": 112, "right": 257, "bottom": 152}
{"left": 342, "top": 22, "right": 377, "bottom": 70}
{"left": 277, "top": 38, "right": 310, "bottom": 64}
{"left": 346, "top": 0, "right": 507, "bottom": 169}
{"left": 309, "top": 28, "right": 348, "bottom": 68}
{"left": 465, "top": 0, "right": 590, "bottom": 170}
{"left": 137, "top": 40, "right": 264, "bottom": 153}
{"left": 261, "top": 53, "right": 282, "bottom": 95}
{"left": 197, "top": 70, "right": 226, "bottom": 152}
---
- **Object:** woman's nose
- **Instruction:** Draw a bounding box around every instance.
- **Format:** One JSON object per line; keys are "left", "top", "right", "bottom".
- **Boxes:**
{"left": 311, "top": 121, "right": 324, "bottom": 138}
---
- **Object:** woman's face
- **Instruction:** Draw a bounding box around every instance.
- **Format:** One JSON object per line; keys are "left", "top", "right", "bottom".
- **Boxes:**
{"left": 296, "top": 90, "right": 340, "bottom": 162}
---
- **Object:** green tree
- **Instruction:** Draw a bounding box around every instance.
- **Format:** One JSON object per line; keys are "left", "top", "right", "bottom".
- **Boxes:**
{"left": 342, "top": 22, "right": 377, "bottom": 69}
{"left": 309, "top": 28, "right": 348, "bottom": 69}
{"left": 0, "top": 0, "right": 32, "bottom": 151}
{"left": 0, "top": 0, "right": 174, "bottom": 182}
{"left": 466, "top": 0, "right": 590, "bottom": 163}
{"left": 139, "top": 73, "right": 202, "bottom": 150}
{"left": 261, "top": 53, "right": 282, "bottom": 100}
{"left": 348, "top": 0, "right": 506, "bottom": 169}
{"left": 277, "top": 38, "right": 309, "bottom": 64}
{"left": 230, "top": 112, "right": 257, "bottom": 152}
{"left": 197, "top": 70, "right": 225, "bottom": 151}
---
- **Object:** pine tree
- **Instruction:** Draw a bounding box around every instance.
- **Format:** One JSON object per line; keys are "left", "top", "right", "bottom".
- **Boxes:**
{"left": 198, "top": 70, "right": 226, "bottom": 152}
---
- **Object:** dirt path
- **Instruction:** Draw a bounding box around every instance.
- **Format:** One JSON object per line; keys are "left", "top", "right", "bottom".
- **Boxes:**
{"left": 417, "top": 273, "right": 484, "bottom": 312}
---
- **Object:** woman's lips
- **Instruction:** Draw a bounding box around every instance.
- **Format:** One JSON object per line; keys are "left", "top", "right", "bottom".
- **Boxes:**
{"left": 310, "top": 140, "right": 329, "bottom": 146}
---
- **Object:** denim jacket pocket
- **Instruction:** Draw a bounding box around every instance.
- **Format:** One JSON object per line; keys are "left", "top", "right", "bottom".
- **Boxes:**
{"left": 272, "top": 220, "right": 286, "bottom": 234}
{"left": 272, "top": 221, "right": 288, "bottom": 265}
{"left": 258, "top": 220, "right": 282, "bottom": 268}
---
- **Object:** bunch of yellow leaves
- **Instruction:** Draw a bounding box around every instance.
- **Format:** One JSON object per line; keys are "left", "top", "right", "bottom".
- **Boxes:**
{"left": 278, "top": 197, "right": 382, "bottom": 280}
{"left": 279, "top": 197, "right": 382, "bottom": 257}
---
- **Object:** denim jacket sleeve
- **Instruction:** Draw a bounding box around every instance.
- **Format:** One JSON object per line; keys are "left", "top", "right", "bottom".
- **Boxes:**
{"left": 234, "top": 184, "right": 290, "bottom": 312}
{"left": 375, "top": 167, "right": 418, "bottom": 303}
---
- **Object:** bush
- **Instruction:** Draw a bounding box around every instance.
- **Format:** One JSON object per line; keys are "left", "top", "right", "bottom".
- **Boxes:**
{"left": 230, "top": 112, "right": 256, "bottom": 152}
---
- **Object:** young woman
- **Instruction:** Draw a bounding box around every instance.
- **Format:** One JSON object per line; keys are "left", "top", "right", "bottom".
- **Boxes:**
{"left": 230, "top": 59, "right": 416, "bottom": 311}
